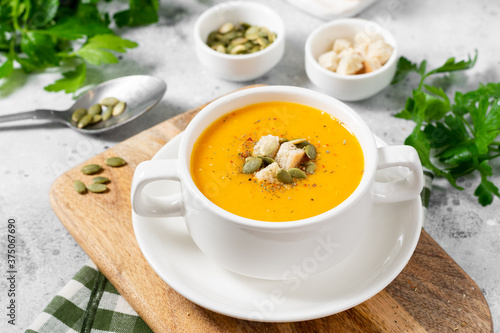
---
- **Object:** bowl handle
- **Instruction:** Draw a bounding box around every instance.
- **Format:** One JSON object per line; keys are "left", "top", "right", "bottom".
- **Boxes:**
{"left": 131, "top": 159, "right": 185, "bottom": 217}
{"left": 372, "top": 145, "right": 424, "bottom": 203}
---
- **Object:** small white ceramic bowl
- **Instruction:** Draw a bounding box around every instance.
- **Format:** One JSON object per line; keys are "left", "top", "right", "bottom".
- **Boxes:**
{"left": 305, "top": 18, "right": 398, "bottom": 101}
{"left": 194, "top": 1, "right": 285, "bottom": 81}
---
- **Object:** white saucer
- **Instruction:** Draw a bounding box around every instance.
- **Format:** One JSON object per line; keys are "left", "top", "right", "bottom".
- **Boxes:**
{"left": 132, "top": 134, "right": 422, "bottom": 322}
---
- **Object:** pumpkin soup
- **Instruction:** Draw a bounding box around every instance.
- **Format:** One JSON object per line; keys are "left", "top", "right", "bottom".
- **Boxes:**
{"left": 190, "top": 102, "right": 364, "bottom": 222}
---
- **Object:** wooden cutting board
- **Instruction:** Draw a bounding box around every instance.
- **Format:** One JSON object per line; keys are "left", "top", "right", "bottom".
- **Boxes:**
{"left": 50, "top": 86, "right": 493, "bottom": 333}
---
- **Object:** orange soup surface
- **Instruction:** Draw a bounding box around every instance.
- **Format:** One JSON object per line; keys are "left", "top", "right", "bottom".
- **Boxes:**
{"left": 190, "top": 102, "right": 364, "bottom": 222}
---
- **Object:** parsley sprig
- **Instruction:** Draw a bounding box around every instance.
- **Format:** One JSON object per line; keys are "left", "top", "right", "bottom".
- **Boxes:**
{"left": 0, "top": 0, "right": 159, "bottom": 94}
{"left": 392, "top": 51, "right": 500, "bottom": 206}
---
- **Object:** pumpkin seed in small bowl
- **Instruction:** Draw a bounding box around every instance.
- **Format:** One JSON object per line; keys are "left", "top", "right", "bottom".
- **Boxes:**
{"left": 206, "top": 22, "right": 277, "bottom": 55}
{"left": 194, "top": 1, "right": 285, "bottom": 81}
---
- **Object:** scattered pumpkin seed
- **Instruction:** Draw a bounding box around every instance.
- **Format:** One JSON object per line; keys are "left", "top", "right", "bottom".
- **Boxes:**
{"left": 243, "top": 157, "right": 262, "bottom": 174}
{"left": 278, "top": 138, "right": 288, "bottom": 144}
{"left": 92, "top": 176, "right": 110, "bottom": 184}
{"left": 288, "top": 168, "right": 307, "bottom": 179}
{"left": 102, "top": 106, "right": 113, "bottom": 121}
{"left": 88, "top": 104, "right": 102, "bottom": 116}
{"left": 77, "top": 114, "right": 93, "bottom": 129}
{"left": 257, "top": 156, "right": 274, "bottom": 164}
{"left": 106, "top": 157, "right": 126, "bottom": 167}
{"left": 87, "top": 183, "right": 107, "bottom": 193}
{"left": 73, "top": 180, "right": 87, "bottom": 194}
{"left": 304, "top": 144, "right": 317, "bottom": 159}
{"left": 100, "top": 97, "right": 119, "bottom": 106}
{"left": 71, "top": 108, "right": 87, "bottom": 123}
{"left": 112, "top": 101, "right": 126, "bottom": 116}
{"left": 276, "top": 169, "right": 293, "bottom": 184}
{"left": 304, "top": 161, "right": 316, "bottom": 174}
{"left": 81, "top": 164, "right": 102, "bottom": 175}
{"left": 207, "top": 22, "right": 277, "bottom": 55}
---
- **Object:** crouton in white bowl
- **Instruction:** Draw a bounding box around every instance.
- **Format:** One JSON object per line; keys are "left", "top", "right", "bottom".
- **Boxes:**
{"left": 305, "top": 18, "right": 398, "bottom": 101}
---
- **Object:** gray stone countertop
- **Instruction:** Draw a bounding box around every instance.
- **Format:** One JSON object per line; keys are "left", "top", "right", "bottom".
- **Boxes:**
{"left": 0, "top": 0, "right": 499, "bottom": 331}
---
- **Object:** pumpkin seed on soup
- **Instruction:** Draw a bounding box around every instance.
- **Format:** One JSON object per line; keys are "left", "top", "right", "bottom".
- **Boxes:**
{"left": 276, "top": 169, "right": 293, "bottom": 184}
{"left": 257, "top": 156, "right": 274, "bottom": 164}
{"left": 288, "top": 138, "right": 307, "bottom": 145}
{"left": 296, "top": 141, "right": 310, "bottom": 149}
{"left": 243, "top": 157, "right": 262, "bottom": 174}
{"left": 304, "top": 161, "right": 316, "bottom": 174}
{"left": 304, "top": 144, "right": 317, "bottom": 159}
{"left": 288, "top": 168, "right": 307, "bottom": 179}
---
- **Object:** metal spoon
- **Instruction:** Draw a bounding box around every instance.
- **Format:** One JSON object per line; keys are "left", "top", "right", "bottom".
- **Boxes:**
{"left": 0, "top": 75, "right": 167, "bottom": 134}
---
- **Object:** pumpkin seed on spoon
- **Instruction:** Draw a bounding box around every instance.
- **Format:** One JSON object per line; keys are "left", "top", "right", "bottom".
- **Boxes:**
{"left": 0, "top": 75, "right": 166, "bottom": 134}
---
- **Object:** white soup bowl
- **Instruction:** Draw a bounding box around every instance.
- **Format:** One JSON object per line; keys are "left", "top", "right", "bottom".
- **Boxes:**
{"left": 131, "top": 86, "right": 422, "bottom": 280}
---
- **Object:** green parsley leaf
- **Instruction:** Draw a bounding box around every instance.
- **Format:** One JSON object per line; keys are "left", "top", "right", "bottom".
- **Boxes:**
{"left": 29, "top": 0, "right": 59, "bottom": 27}
{"left": 0, "top": 0, "right": 159, "bottom": 95}
{"left": 14, "top": 55, "right": 39, "bottom": 73}
{"left": 40, "top": 16, "right": 112, "bottom": 40}
{"left": 392, "top": 51, "right": 500, "bottom": 205}
{"left": 75, "top": 34, "right": 137, "bottom": 66}
{"left": 44, "top": 62, "right": 86, "bottom": 93}
{"left": 475, "top": 161, "right": 500, "bottom": 206}
{"left": 20, "top": 31, "right": 59, "bottom": 67}
{"left": 427, "top": 50, "right": 477, "bottom": 75}
{"left": 114, "top": 0, "right": 159, "bottom": 27}
{"left": 422, "top": 90, "right": 449, "bottom": 121}
{"left": 391, "top": 57, "right": 418, "bottom": 84}
{"left": 0, "top": 55, "right": 14, "bottom": 78}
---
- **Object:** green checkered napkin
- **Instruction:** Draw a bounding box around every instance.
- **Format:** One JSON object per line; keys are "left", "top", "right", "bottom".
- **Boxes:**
{"left": 27, "top": 172, "right": 433, "bottom": 333}
{"left": 26, "top": 261, "right": 153, "bottom": 333}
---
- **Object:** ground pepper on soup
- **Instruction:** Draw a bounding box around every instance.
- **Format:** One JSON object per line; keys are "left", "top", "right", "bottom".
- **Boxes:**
{"left": 190, "top": 102, "right": 364, "bottom": 222}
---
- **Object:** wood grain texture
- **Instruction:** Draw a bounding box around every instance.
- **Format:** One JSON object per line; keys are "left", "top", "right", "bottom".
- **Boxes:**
{"left": 50, "top": 86, "right": 493, "bottom": 333}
